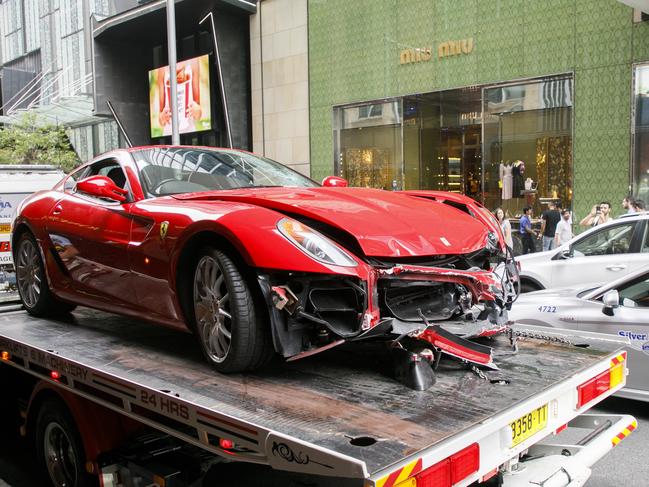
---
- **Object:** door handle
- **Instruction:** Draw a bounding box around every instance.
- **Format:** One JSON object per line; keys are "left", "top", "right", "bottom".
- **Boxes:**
{"left": 606, "top": 264, "right": 627, "bottom": 271}
{"left": 52, "top": 204, "right": 63, "bottom": 215}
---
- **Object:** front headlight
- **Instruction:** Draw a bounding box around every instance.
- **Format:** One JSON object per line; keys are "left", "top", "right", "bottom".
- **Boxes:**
{"left": 276, "top": 218, "right": 357, "bottom": 267}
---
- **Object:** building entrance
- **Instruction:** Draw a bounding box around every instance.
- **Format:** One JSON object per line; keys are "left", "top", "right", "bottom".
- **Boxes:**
{"left": 403, "top": 87, "right": 482, "bottom": 198}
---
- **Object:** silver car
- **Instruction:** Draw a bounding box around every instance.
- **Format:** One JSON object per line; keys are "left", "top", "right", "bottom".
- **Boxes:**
{"left": 509, "top": 265, "right": 649, "bottom": 402}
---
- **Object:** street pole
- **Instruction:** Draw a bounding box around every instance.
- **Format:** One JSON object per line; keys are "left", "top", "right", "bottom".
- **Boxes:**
{"left": 166, "top": 0, "right": 180, "bottom": 145}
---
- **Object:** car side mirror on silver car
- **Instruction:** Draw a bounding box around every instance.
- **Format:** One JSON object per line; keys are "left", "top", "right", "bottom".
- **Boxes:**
{"left": 602, "top": 289, "right": 620, "bottom": 316}
{"left": 553, "top": 248, "right": 571, "bottom": 260}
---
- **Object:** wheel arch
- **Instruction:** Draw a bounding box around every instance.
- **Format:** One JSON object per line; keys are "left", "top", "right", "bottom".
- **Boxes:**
{"left": 11, "top": 220, "right": 35, "bottom": 251}
{"left": 26, "top": 383, "right": 140, "bottom": 465}
{"left": 519, "top": 275, "right": 545, "bottom": 292}
{"left": 173, "top": 229, "right": 264, "bottom": 327}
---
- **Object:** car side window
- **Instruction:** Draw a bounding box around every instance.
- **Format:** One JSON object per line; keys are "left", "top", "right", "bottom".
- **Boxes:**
{"left": 63, "top": 166, "right": 90, "bottom": 193}
{"left": 84, "top": 159, "right": 128, "bottom": 190}
{"left": 640, "top": 223, "right": 649, "bottom": 253}
{"left": 617, "top": 276, "right": 649, "bottom": 308}
{"left": 571, "top": 222, "right": 636, "bottom": 257}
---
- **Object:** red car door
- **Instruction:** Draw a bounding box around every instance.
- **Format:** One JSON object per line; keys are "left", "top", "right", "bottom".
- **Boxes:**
{"left": 45, "top": 158, "right": 137, "bottom": 308}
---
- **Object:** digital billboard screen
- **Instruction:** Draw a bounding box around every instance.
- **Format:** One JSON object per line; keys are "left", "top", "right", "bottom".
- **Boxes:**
{"left": 149, "top": 54, "right": 212, "bottom": 138}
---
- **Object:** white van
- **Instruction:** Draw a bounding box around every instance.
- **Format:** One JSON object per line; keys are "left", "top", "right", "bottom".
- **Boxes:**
{"left": 0, "top": 165, "right": 65, "bottom": 293}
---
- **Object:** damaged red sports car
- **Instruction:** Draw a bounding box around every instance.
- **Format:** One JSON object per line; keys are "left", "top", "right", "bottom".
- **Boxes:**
{"left": 13, "top": 146, "right": 517, "bottom": 382}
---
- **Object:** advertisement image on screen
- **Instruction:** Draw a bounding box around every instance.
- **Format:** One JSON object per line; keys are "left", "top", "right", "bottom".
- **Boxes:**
{"left": 149, "top": 54, "right": 212, "bottom": 138}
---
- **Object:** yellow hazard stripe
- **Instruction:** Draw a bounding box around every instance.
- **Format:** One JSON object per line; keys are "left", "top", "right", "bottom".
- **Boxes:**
{"left": 612, "top": 420, "right": 637, "bottom": 446}
{"left": 376, "top": 458, "right": 422, "bottom": 487}
{"left": 610, "top": 353, "right": 626, "bottom": 366}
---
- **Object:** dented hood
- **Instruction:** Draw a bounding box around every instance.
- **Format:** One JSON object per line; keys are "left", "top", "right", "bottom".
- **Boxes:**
{"left": 173, "top": 187, "right": 490, "bottom": 257}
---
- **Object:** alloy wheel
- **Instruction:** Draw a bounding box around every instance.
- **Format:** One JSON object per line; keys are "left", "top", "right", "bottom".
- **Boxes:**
{"left": 193, "top": 255, "right": 233, "bottom": 363}
{"left": 16, "top": 238, "right": 42, "bottom": 308}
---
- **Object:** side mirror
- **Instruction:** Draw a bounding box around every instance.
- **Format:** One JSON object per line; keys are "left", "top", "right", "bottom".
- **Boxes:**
{"left": 76, "top": 175, "right": 127, "bottom": 202}
{"left": 322, "top": 176, "right": 348, "bottom": 188}
{"left": 553, "top": 248, "right": 571, "bottom": 260}
{"left": 602, "top": 289, "right": 619, "bottom": 316}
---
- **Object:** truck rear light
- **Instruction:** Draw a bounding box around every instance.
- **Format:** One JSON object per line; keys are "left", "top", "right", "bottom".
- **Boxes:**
{"left": 413, "top": 443, "right": 479, "bottom": 487}
{"left": 415, "top": 459, "right": 450, "bottom": 487}
{"left": 577, "top": 352, "right": 626, "bottom": 409}
{"left": 450, "top": 444, "right": 480, "bottom": 484}
{"left": 50, "top": 370, "right": 61, "bottom": 381}
{"left": 1, "top": 351, "right": 10, "bottom": 361}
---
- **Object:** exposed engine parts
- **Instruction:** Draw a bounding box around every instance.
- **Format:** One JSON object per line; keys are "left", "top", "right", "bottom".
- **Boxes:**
{"left": 258, "top": 253, "right": 518, "bottom": 391}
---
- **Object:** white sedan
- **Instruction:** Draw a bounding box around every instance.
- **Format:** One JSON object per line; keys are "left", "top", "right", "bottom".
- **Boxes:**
{"left": 509, "top": 265, "right": 649, "bottom": 402}
{"left": 516, "top": 213, "right": 649, "bottom": 292}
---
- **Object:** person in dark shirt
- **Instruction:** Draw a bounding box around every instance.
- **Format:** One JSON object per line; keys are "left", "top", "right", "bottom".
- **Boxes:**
{"left": 519, "top": 207, "right": 537, "bottom": 254}
{"left": 540, "top": 201, "right": 561, "bottom": 251}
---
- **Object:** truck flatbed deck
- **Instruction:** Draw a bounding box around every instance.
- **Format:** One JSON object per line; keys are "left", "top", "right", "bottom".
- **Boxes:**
{"left": 0, "top": 307, "right": 628, "bottom": 484}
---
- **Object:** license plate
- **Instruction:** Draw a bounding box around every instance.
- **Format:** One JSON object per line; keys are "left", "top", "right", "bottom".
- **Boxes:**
{"left": 510, "top": 404, "right": 548, "bottom": 447}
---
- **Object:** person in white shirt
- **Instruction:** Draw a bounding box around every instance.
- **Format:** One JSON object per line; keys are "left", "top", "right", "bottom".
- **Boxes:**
{"left": 494, "top": 208, "right": 514, "bottom": 249}
{"left": 554, "top": 210, "right": 573, "bottom": 247}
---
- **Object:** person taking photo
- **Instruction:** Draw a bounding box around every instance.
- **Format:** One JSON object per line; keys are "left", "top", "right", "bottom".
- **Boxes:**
{"left": 579, "top": 201, "right": 611, "bottom": 227}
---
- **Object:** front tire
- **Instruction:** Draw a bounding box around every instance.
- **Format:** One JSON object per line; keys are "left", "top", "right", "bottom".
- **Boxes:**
{"left": 34, "top": 398, "right": 96, "bottom": 487}
{"left": 192, "top": 248, "right": 272, "bottom": 372}
{"left": 15, "top": 233, "right": 76, "bottom": 316}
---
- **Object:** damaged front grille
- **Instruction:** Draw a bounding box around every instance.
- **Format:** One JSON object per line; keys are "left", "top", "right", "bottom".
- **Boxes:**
{"left": 271, "top": 275, "right": 367, "bottom": 338}
{"left": 380, "top": 280, "right": 469, "bottom": 322}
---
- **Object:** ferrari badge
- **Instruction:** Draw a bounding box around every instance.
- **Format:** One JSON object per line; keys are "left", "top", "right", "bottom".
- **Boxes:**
{"left": 160, "top": 221, "right": 169, "bottom": 240}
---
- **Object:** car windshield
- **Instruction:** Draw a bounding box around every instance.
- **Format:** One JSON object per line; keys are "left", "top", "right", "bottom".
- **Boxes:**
{"left": 131, "top": 147, "right": 318, "bottom": 196}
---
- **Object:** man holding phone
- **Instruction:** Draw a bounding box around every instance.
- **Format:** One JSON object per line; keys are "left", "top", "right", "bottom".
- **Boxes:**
{"left": 579, "top": 201, "right": 612, "bottom": 227}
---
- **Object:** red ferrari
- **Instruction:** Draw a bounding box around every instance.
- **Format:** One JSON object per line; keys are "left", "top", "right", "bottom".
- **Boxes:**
{"left": 13, "top": 146, "right": 516, "bottom": 380}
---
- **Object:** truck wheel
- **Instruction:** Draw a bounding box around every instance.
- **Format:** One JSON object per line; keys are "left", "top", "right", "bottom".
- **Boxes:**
{"left": 192, "top": 248, "right": 272, "bottom": 372}
{"left": 15, "top": 233, "right": 76, "bottom": 316}
{"left": 35, "top": 398, "right": 96, "bottom": 487}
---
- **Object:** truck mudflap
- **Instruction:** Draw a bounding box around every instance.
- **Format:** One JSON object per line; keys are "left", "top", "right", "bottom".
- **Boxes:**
{"left": 501, "top": 413, "right": 637, "bottom": 487}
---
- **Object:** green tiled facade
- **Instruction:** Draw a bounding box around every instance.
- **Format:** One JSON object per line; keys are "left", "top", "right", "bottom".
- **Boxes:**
{"left": 308, "top": 0, "right": 649, "bottom": 219}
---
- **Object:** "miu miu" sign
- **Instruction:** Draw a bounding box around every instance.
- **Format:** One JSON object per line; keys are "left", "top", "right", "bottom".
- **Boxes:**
{"left": 399, "top": 38, "right": 474, "bottom": 65}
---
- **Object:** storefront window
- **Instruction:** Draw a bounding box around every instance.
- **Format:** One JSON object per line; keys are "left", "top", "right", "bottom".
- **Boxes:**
{"left": 332, "top": 75, "right": 573, "bottom": 211}
{"left": 482, "top": 76, "right": 573, "bottom": 217}
{"left": 633, "top": 64, "right": 649, "bottom": 203}
{"left": 333, "top": 101, "right": 403, "bottom": 190}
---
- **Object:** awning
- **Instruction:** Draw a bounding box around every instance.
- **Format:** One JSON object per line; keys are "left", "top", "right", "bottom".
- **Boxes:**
{"left": 0, "top": 94, "right": 103, "bottom": 128}
{"left": 618, "top": 0, "right": 649, "bottom": 14}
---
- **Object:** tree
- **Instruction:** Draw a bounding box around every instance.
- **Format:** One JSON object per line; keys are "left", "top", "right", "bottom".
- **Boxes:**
{"left": 0, "top": 113, "right": 80, "bottom": 172}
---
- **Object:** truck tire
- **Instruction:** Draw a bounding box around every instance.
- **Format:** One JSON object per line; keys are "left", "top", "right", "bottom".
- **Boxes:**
{"left": 15, "top": 233, "right": 76, "bottom": 316}
{"left": 34, "top": 397, "right": 96, "bottom": 487}
{"left": 191, "top": 247, "right": 273, "bottom": 373}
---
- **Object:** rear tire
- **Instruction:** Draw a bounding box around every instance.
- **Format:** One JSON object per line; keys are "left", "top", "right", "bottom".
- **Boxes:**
{"left": 191, "top": 247, "right": 273, "bottom": 372}
{"left": 15, "top": 233, "right": 76, "bottom": 316}
{"left": 34, "top": 398, "right": 96, "bottom": 487}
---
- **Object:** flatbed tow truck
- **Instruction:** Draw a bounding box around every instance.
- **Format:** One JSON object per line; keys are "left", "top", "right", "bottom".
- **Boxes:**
{"left": 0, "top": 305, "right": 637, "bottom": 487}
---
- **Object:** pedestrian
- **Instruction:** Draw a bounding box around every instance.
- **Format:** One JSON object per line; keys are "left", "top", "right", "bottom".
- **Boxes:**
{"left": 579, "top": 201, "right": 612, "bottom": 227}
{"left": 519, "top": 207, "right": 537, "bottom": 254}
{"left": 623, "top": 196, "right": 636, "bottom": 214}
{"left": 554, "top": 209, "right": 573, "bottom": 246}
{"left": 540, "top": 201, "right": 561, "bottom": 251}
{"left": 494, "top": 208, "right": 513, "bottom": 249}
{"left": 632, "top": 199, "right": 645, "bottom": 213}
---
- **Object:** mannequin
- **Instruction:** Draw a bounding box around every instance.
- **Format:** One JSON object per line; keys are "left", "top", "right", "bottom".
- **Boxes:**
{"left": 512, "top": 160, "right": 525, "bottom": 197}
{"left": 499, "top": 162, "right": 513, "bottom": 200}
